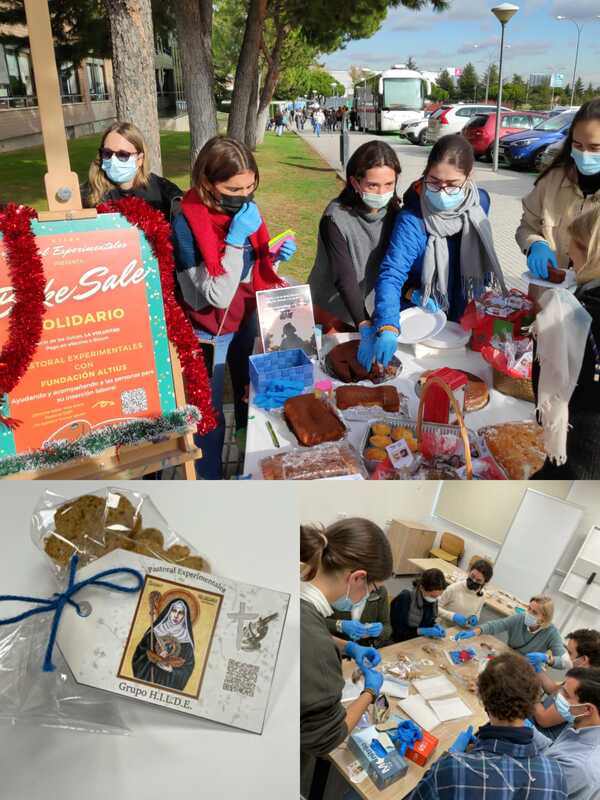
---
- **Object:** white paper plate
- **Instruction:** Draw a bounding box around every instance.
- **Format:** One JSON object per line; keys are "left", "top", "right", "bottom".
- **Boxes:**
{"left": 397, "top": 308, "right": 447, "bottom": 344}
{"left": 522, "top": 269, "right": 577, "bottom": 290}
{"left": 421, "top": 321, "right": 470, "bottom": 349}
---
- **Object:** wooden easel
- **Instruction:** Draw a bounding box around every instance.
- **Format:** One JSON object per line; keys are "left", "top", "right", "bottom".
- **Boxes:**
{"left": 5, "top": 0, "right": 200, "bottom": 480}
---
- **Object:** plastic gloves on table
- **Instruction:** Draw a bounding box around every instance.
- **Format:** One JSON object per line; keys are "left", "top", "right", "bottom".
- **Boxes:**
{"left": 388, "top": 720, "right": 423, "bottom": 755}
{"left": 417, "top": 625, "right": 446, "bottom": 639}
{"left": 340, "top": 620, "right": 384, "bottom": 641}
{"left": 357, "top": 324, "right": 377, "bottom": 370}
{"left": 452, "top": 613, "right": 468, "bottom": 627}
{"left": 344, "top": 641, "right": 381, "bottom": 672}
{"left": 253, "top": 379, "right": 305, "bottom": 409}
{"left": 363, "top": 668, "right": 384, "bottom": 697}
{"left": 277, "top": 240, "right": 297, "bottom": 262}
{"left": 467, "top": 615, "right": 479, "bottom": 627}
{"left": 454, "top": 630, "right": 477, "bottom": 642}
{"left": 448, "top": 725, "right": 477, "bottom": 753}
{"left": 526, "top": 652, "right": 549, "bottom": 672}
{"left": 224, "top": 202, "right": 262, "bottom": 247}
{"left": 373, "top": 330, "right": 399, "bottom": 368}
{"left": 411, "top": 289, "right": 439, "bottom": 313}
{"left": 527, "top": 241, "right": 557, "bottom": 280}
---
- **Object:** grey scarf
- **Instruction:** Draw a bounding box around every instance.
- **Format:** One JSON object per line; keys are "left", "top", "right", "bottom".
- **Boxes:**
{"left": 419, "top": 181, "right": 507, "bottom": 311}
{"left": 407, "top": 587, "right": 437, "bottom": 628}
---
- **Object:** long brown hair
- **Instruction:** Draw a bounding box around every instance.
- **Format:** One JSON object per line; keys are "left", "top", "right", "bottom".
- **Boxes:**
{"left": 87, "top": 121, "right": 150, "bottom": 206}
{"left": 300, "top": 518, "right": 393, "bottom": 583}
{"left": 537, "top": 99, "right": 600, "bottom": 184}
{"left": 568, "top": 206, "right": 600, "bottom": 284}
{"left": 191, "top": 135, "right": 259, "bottom": 210}
{"left": 338, "top": 140, "right": 402, "bottom": 210}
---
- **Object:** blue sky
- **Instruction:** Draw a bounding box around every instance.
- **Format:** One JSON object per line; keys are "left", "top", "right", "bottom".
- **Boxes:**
{"left": 323, "top": 0, "right": 600, "bottom": 86}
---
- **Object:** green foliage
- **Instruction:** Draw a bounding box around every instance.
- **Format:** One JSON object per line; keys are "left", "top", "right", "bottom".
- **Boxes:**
{"left": 457, "top": 62, "right": 478, "bottom": 102}
{"left": 503, "top": 80, "right": 527, "bottom": 109}
{"left": 275, "top": 65, "right": 343, "bottom": 100}
{"left": 435, "top": 69, "right": 455, "bottom": 100}
{"left": 574, "top": 77, "right": 585, "bottom": 101}
{"left": 406, "top": 56, "right": 417, "bottom": 70}
{"left": 429, "top": 84, "right": 448, "bottom": 102}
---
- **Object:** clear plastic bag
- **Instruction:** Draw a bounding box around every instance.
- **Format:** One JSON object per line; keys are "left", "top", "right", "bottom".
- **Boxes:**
{"left": 32, "top": 487, "right": 209, "bottom": 581}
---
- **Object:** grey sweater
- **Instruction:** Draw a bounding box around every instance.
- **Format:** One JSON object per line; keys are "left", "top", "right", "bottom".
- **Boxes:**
{"left": 479, "top": 614, "right": 567, "bottom": 666}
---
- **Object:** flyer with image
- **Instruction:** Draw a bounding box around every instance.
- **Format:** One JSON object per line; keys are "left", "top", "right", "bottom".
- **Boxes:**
{"left": 256, "top": 285, "right": 318, "bottom": 357}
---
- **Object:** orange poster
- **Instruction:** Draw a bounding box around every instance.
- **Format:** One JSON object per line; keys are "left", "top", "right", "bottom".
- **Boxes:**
{"left": 0, "top": 215, "right": 175, "bottom": 457}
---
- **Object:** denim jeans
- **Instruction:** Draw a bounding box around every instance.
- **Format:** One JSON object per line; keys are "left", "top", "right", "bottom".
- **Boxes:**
{"left": 314, "top": 123, "right": 321, "bottom": 137}
{"left": 193, "top": 312, "right": 257, "bottom": 479}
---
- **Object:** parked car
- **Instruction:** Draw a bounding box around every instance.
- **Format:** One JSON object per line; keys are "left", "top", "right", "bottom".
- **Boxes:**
{"left": 498, "top": 110, "right": 578, "bottom": 171}
{"left": 402, "top": 115, "right": 430, "bottom": 145}
{"left": 426, "top": 103, "right": 510, "bottom": 144}
{"left": 463, "top": 111, "right": 548, "bottom": 161}
{"left": 539, "top": 137, "right": 564, "bottom": 170}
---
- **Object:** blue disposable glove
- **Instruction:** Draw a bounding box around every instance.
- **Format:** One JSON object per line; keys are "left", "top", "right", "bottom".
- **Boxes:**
{"left": 340, "top": 620, "right": 383, "bottom": 641}
{"left": 448, "top": 725, "right": 476, "bottom": 753}
{"left": 389, "top": 720, "right": 423, "bottom": 754}
{"left": 526, "top": 652, "right": 549, "bottom": 672}
{"left": 363, "top": 667, "right": 384, "bottom": 696}
{"left": 527, "top": 241, "right": 557, "bottom": 280}
{"left": 357, "top": 324, "right": 377, "bottom": 370}
{"left": 452, "top": 613, "right": 468, "bottom": 627}
{"left": 344, "top": 641, "right": 381, "bottom": 672}
{"left": 225, "top": 201, "right": 263, "bottom": 246}
{"left": 254, "top": 379, "right": 304, "bottom": 409}
{"left": 467, "top": 615, "right": 479, "bottom": 627}
{"left": 417, "top": 625, "right": 446, "bottom": 639}
{"left": 411, "top": 289, "right": 439, "bottom": 313}
{"left": 454, "top": 630, "right": 477, "bottom": 642}
{"left": 374, "top": 330, "right": 398, "bottom": 367}
{"left": 277, "top": 240, "right": 297, "bottom": 262}
{"left": 523, "top": 719, "right": 534, "bottom": 729}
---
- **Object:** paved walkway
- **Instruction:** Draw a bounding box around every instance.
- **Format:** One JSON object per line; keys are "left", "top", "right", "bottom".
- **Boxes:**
{"left": 297, "top": 128, "right": 536, "bottom": 292}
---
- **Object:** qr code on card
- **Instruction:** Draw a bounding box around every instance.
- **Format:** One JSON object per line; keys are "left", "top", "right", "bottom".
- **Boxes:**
{"left": 222, "top": 659, "right": 259, "bottom": 698}
{"left": 121, "top": 388, "right": 148, "bottom": 415}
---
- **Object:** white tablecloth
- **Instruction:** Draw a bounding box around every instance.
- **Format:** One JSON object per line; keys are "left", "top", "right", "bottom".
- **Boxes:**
{"left": 243, "top": 333, "right": 535, "bottom": 478}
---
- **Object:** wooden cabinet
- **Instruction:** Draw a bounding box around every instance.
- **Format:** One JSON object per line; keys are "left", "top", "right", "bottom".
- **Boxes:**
{"left": 387, "top": 519, "right": 437, "bottom": 575}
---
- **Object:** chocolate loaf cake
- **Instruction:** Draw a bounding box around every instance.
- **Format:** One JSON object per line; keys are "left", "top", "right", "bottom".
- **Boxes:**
{"left": 335, "top": 385, "right": 400, "bottom": 413}
{"left": 326, "top": 340, "right": 399, "bottom": 384}
{"left": 283, "top": 393, "right": 346, "bottom": 447}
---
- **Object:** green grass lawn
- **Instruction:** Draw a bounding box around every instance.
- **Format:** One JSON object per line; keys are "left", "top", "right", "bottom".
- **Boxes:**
{"left": 0, "top": 129, "right": 339, "bottom": 282}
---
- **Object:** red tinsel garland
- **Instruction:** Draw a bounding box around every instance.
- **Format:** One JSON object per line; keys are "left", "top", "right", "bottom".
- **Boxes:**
{"left": 97, "top": 197, "right": 217, "bottom": 435}
{"left": 0, "top": 204, "right": 46, "bottom": 430}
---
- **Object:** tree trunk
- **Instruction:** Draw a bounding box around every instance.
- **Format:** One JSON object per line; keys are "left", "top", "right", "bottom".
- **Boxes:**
{"left": 227, "top": 0, "right": 268, "bottom": 142}
{"left": 173, "top": 0, "right": 218, "bottom": 168}
{"left": 244, "top": 68, "right": 260, "bottom": 149}
{"left": 255, "top": 105, "right": 270, "bottom": 146}
{"left": 254, "top": 22, "right": 284, "bottom": 146}
{"left": 103, "top": 0, "right": 162, "bottom": 175}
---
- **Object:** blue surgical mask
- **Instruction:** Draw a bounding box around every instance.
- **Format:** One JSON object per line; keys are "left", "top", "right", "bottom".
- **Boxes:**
{"left": 571, "top": 147, "right": 600, "bottom": 177}
{"left": 361, "top": 191, "right": 394, "bottom": 210}
{"left": 555, "top": 691, "right": 587, "bottom": 723}
{"left": 102, "top": 154, "right": 138, "bottom": 185}
{"left": 332, "top": 579, "right": 368, "bottom": 612}
{"left": 524, "top": 612, "right": 538, "bottom": 628}
{"left": 425, "top": 187, "right": 465, "bottom": 212}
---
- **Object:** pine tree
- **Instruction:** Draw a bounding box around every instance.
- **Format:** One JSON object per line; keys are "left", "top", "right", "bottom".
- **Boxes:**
{"left": 574, "top": 77, "right": 585, "bottom": 101}
{"left": 406, "top": 56, "right": 418, "bottom": 71}
{"left": 436, "top": 69, "right": 455, "bottom": 100}
{"left": 458, "top": 62, "right": 478, "bottom": 102}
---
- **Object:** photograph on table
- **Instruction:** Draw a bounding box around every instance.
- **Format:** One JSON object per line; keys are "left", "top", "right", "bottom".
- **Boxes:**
{"left": 299, "top": 480, "right": 600, "bottom": 800}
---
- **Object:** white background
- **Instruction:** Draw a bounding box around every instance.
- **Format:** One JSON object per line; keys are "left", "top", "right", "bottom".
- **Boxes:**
{"left": 0, "top": 481, "right": 299, "bottom": 800}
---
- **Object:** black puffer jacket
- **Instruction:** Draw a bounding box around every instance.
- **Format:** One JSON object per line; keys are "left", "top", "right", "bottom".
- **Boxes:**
{"left": 81, "top": 173, "right": 182, "bottom": 221}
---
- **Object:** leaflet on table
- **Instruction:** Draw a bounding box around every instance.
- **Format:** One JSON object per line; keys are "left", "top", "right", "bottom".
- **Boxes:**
{"left": 256, "top": 285, "right": 318, "bottom": 358}
{"left": 56, "top": 549, "right": 289, "bottom": 733}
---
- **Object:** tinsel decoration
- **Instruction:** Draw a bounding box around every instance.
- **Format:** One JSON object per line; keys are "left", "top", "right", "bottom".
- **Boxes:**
{"left": 97, "top": 197, "right": 217, "bottom": 435}
{"left": 0, "top": 204, "right": 46, "bottom": 430}
{"left": 0, "top": 406, "right": 200, "bottom": 477}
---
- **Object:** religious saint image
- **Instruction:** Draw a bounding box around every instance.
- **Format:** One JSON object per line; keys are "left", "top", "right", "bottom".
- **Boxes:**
{"left": 118, "top": 575, "right": 223, "bottom": 698}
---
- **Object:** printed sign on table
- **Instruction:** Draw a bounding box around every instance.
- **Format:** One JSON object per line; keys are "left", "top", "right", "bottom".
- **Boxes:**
{"left": 256, "top": 284, "right": 318, "bottom": 357}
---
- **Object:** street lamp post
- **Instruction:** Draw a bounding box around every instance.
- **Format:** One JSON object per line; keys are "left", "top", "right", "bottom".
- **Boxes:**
{"left": 492, "top": 4, "right": 519, "bottom": 172}
{"left": 472, "top": 42, "right": 511, "bottom": 104}
{"left": 556, "top": 16, "right": 584, "bottom": 107}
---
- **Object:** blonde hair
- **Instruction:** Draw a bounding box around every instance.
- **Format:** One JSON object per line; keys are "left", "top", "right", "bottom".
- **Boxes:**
{"left": 86, "top": 121, "right": 150, "bottom": 207}
{"left": 568, "top": 207, "right": 600, "bottom": 285}
{"left": 529, "top": 595, "right": 554, "bottom": 627}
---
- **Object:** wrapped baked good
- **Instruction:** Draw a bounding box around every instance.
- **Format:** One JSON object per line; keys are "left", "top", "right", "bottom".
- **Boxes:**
{"left": 479, "top": 421, "right": 546, "bottom": 480}
{"left": 283, "top": 393, "right": 346, "bottom": 447}
{"left": 260, "top": 442, "right": 366, "bottom": 480}
{"left": 335, "top": 385, "right": 401, "bottom": 413}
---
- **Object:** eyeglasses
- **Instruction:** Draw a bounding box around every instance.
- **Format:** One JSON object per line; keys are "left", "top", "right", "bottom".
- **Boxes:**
{"left": 424, "top": 179, "right": 467, "bottom": 196}
{"left": 99, "top": 147, "right": 138, "bottom": 162}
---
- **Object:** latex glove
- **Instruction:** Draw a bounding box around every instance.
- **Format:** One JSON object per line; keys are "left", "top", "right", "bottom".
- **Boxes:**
{"left": 340, "top": 620, "right": 383, "bottom": 641}
{"left": 277, "top": 240, "right": 297, "bottom": 262}
{"left": 363, "top": 667, "right": 384, "bottom": 697}
{"left": 344, "top": 641, "right": 381, "bottom": 672}
{"left": 357, "top": 324, "right": 377, "bottom": 370}
{"left": 452, "top": 613, "right": 468, "bottom": 627}
{"left": 389, "top": 720, "right": 423, "bottom": 755}
{"left": 417, "top": 625, "right": 446, "bottom": 639}
{"left": 454, "top": 630, "right": 477, "bottom": 642}
{"left": 526, "top": 652, "right": 549, "bottom": 672}
{"left": 224, "top": 202, "right": 262, "bottom": 247}
{"left": 374, "top": 330, "right": 398, "bottom": 367}
{"left": 523, "top": 719, "right": 534, "bottom": 729}
{"left": 527, "top": 241, "right": 557, "bottom": 280}
{"left": 467, "top": 615, "right": 479, "bottom": 627}
{"left": 448, "top": 725, "right": 476, "bottom": 754}
{"left": 411, "top": 289, "right": 439, "bottom": 313}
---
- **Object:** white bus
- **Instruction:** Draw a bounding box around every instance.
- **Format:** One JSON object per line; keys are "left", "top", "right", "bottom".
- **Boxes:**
{"left": 354, "top": 66, "right": 431, "bottom": 133}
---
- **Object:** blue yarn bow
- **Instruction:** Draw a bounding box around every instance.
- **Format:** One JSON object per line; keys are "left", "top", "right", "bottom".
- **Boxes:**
{"left": 0, "top": 554, "right": 144, "bottom": 672}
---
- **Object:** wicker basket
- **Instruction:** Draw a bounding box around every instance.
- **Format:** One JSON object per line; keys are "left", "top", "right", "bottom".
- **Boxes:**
{"left": 417, "top": 376, "right": 473, "bottom": 480}
{"left": 492, "top": 368, "right": 535, "bottom": 403}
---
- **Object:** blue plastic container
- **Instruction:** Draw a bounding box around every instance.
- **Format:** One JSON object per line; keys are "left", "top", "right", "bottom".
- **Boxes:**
{"left": 249, "top": 348, "right": 314, "bottom": 393}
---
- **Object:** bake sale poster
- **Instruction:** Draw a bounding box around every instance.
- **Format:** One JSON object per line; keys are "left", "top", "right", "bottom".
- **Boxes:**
{"left": 0, "top": 214, "right": 176, "bottom": 457}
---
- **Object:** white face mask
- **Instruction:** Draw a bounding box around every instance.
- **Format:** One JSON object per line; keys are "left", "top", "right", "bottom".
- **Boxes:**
{"left": 423, "top": 594, "right": 438, "bottom": 603}
{"left": 361, "top": 190, "right": 394, "bottom": 210}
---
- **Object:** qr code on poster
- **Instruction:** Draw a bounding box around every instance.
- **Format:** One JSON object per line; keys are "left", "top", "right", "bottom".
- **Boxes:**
{"left": 222, "top": 659, "right": 259, "bottom": 698}
{"left": 121, "top": 388, "right": 148, "bottom": 415}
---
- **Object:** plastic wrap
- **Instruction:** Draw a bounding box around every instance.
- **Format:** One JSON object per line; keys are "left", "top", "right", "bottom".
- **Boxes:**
{"left": 478, "top": 421, "right": 546, "bottom": 480}
{"left": 32, "top": 487, "right": 209, "bottom": 581}
{"left": 260, "top": 442, "right": 367, "bottom": 480}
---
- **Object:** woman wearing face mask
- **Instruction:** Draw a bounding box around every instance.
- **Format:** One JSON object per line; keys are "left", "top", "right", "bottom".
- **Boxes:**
{"left": 172, "top": 136, "right": 295, "bottom": 479}
{"left": 390, "top": 568, "right": 447, "bottom": 643}
{"left": 516, "top": 99, "right": 600, "bottom": 279}
{"left": 308, "top": 141, "right": 400, "bottom": 350}
{"left": 437, "top": 559, "right": 493, "bottom": 629}
{"left": 300, "top": 519, "right": 393, "bottom": 798}
{"left": 455, "top": 595, "right": 569, "bottom": 669}
{"left": 82, "top": 122, "right": 182, "bottom": 220}
{"left": 363, "top": 134, "right": 505, "bottom": 370}
{"left": 325, "top": 583, "right": 392, "bottom": 649}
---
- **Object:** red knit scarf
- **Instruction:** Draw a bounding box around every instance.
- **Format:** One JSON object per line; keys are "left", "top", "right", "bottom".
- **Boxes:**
{"left": 180, "top": 189, "right": 284, "bottom": 290}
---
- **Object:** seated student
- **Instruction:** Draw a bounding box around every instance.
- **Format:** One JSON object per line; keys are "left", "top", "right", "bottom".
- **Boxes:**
{"left": 308, "top": 140, "right": 400, "bottom": 343}
{"left": 532, "top": 206, "right": 600, "bottom": 480}
{"left": 437, "top": 558, "right": 493, "bottom": 628}
{"left": 81, "top": 121, "right": 182, "bottom": 220}
{"left": 455, "top": 595, "right": 569, "bottom": 669}
{"left": 325, "top": 584, "right": 392, "bottom": 649}
{"left": 300, "top": 519, "right": 393, "bottom": 799}
{"left": 534, "top": 629, "right": 600, "bottom": 740}
{"left": 408, "top": 653, "right": 568, "bottom": 800}
{"left": 363, "top": 134, "right": 506, "bottom": 370}
{"left": 532, "top": 667, "right": 600, "bottom": 800}
{"left": 390, "top": 568, "right": 447, "bottom": 643}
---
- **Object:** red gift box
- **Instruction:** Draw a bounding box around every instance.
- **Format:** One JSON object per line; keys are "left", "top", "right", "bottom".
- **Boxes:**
{"left": 405, "top": 727, "right": 439, "bottom": 767}
{"left": 422, "top": 368, "right": 467, "bottom": 425}
{"left": 461, "top": 292, "right": 534, "bottom": 353}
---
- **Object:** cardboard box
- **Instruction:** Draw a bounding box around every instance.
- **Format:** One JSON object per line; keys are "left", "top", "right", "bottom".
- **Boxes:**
{"left": 405, "top": 727, "right": 439, "bottom": 767}
{"left": 348, "top": 727, "right": 409, "bottom": 790}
